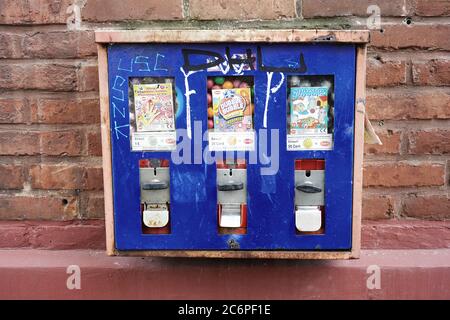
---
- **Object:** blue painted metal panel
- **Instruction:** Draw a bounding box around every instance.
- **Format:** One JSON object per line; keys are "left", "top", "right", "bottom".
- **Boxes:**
{"left": 107, "top": 43, "right": 356, "bottom": 251}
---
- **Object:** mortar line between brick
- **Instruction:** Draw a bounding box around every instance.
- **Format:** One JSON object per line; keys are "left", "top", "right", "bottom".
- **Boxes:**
{"left": 0, "top": 90, "right": 99, "bottom": 99}
{"left": 362, "top": 188, "right": 450, "bottom": 196}
{"left": 0, "top": 58, "right": 97, "bottom": 64}
{"left": 0, "top": 124, "right": 101, "bottom": 131}
{"left": 182, "top": 0, "right": 190, "bottom": 20}
{"left": 295, "top": 0, "right": 303, "bottom": 19}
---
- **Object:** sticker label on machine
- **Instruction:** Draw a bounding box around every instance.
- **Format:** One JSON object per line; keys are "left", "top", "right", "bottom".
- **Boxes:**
{"left": 287, "top": 134, "right": 333, "bottom": 151}
{"left": 132, "top": 131, "right": 176, "bottom": 151}
{"left": 208, "top": 131, "right": 255, "bottom": 151}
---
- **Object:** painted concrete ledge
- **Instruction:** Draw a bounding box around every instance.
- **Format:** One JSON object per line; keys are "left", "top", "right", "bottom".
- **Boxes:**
{"left": 0, "top": 220, "right": 449, "bottom": 250}
{"left": 0, "top": 249, "right": 449, "bottom": 299}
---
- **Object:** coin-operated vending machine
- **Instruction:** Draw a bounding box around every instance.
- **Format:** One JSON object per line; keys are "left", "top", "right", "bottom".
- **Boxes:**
{"left": 96, "top": 29, "right": 369, "bottom": 259}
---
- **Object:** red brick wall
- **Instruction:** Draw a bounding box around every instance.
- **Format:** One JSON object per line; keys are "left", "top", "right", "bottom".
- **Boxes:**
{"left": 0, "top": 0, "right": 449, "bottom": 250}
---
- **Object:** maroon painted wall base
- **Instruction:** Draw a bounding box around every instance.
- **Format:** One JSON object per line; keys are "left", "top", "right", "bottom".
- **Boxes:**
{"left": 1, "top": 220, "right": 450, "bottom": 250}
{"left": 0, "top": 249, "right": 449, "bottom": 299}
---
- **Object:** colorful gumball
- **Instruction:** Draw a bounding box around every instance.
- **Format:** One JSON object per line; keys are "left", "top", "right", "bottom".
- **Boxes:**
{"left": 239, "top": 82, "right": 249, "bottom": 88}
{"left": 208, "top": 119, "right": 214, "bottom": 129}
{"left": 212, "top": 85, "right": 222, "bottom": 90}
{"left": 207, "top": 93, "right": 212, "bottom": 105}
{"left": 207, "top": 107, "right": 214, "bottom": 118}
{"left": 222, "top": 81, "right": 233, "bottom": 89}
{"left": 290, "top": 76, "right": 300, "bottom": 86}
{"left": 207, "top": 79, "right": 214, "bottom": 89}
{"left": 232, "top": 79, "right": 241, "bottom": 88}
{"left": 214, "top": 77, "right": 225, "bottom": 85}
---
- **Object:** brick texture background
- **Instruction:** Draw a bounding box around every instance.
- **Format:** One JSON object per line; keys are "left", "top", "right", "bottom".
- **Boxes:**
{"left": 0, "top": 0, "right": 449, "bottom": 250}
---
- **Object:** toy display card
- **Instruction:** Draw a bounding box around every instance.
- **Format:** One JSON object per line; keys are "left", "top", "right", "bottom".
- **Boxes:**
{"left": 133, "top": 83, "right": 175, "bottom": 132}
{"left": 289, "top": 87, "right": 329, "bottom": 135}
{"left": 212, "top": 88, "right": 253, "bottom": 132}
